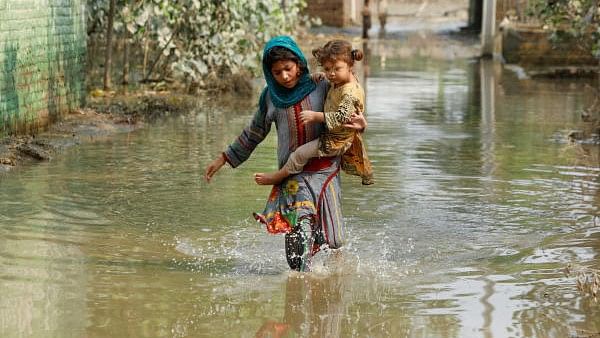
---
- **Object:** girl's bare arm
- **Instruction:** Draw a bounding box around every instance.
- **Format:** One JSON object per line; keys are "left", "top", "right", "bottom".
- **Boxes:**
{"left": 204, "top": 153, "right": 227, "bottom": 183}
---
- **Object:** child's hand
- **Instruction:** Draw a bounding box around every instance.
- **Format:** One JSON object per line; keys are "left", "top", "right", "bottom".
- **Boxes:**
{"left": 310, "top": 72, "right": 326, "bottom": 83}
{"left": 300, "top": 110, "right": 323, "bottom": 124}
{"left": 343, "top": 113, "right": 367, "bottom": 132}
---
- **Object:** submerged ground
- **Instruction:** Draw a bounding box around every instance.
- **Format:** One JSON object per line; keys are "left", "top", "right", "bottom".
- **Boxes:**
{"left": 2, "top": 22, "right": 600, "bottom": 338}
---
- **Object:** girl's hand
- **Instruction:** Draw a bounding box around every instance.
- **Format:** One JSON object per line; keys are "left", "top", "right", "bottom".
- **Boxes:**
{"left": 300, "top": 110, "right": 323, "bottom": 124}
{"left": 204, "top": 154, "right": 226, "bottom": 183}
{"left": 344, "top": 113, "right": 367, "bottom": 132}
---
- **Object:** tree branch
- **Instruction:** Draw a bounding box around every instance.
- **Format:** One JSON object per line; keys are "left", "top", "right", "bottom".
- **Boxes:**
{"left": 144, "top": 26, "right": 180, "bottom": 81}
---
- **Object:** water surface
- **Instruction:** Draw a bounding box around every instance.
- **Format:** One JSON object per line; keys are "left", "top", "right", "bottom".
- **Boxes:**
{"left": 2, "top": 36, "right": 600, "bottom": 337}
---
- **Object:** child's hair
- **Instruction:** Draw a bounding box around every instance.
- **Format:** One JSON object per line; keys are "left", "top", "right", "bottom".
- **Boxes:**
{"left": 264, "top": 46, "right": 307, "bottom": 74}
{"left": 312, "top": 40, "right": 364, "bottom": 67}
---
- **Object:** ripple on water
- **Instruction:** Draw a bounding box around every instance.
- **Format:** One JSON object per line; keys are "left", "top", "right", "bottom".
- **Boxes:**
{"left": 3, "top": 48, "right": 600, "bottom": 336}
{"left": 521, "top": 247, "right": 597, "bottom": 264}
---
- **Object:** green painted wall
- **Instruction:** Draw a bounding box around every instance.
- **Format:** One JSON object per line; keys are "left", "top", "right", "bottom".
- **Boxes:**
{"left": 0, "top": 0, "right": 86, "bottom": 136}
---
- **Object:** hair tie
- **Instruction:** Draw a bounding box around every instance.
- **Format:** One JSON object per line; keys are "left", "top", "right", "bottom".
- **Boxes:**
{"left": 351, "top": 49, "right": 357, "bottom": 60}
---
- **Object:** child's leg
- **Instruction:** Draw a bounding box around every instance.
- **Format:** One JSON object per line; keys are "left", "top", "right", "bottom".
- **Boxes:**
{"left": 285, "top": 139, "right": 319, "bottom": 174}
{"left": 254, "top": 139, "right": 320, "bottom": 185}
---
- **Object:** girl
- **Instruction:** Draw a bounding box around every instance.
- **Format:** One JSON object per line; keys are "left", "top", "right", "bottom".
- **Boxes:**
{"left": 204, "top": 36, "right": 366, "bottom": 272}
{"left": 254, "top": 39, "right": 374, "bottom": 186}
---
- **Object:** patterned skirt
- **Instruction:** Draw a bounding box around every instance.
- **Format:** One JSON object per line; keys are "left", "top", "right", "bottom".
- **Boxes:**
{"left": 254, "top": 157, "right": 346, "bottom": 252}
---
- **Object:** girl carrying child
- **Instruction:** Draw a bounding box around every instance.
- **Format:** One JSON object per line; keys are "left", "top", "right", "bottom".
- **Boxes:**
{"left": 204, "top": 36, "right": 367, "bottom": 272}
{"left": 254, "top": 39, "right": 374, "bottom": 186}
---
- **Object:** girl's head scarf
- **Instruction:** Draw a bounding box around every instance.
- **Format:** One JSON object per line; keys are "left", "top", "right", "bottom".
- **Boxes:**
{"left": 261, "top": 36, "right": 316, "bottom": 109}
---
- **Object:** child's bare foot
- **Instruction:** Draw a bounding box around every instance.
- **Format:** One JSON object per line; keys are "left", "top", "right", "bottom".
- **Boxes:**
{"left": 254, "top": 169, "right": 289, "bottom": 185}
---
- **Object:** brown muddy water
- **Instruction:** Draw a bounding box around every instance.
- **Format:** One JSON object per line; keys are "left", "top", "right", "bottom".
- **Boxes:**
{"left": 2, "top": 36, "right": 600, "bottom": 337}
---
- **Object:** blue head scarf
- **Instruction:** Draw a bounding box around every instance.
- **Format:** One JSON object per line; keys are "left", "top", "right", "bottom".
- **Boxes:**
{"left": 261, "top": 36, "right": 316, "bottom": 109}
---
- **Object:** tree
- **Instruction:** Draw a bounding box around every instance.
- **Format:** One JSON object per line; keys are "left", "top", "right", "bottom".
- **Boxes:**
{"left": 103, "top": 0, "right": 116, "bottom": 90}
{"left": 87, "top": 0, "right": 309, "bottom": 90}
{"left": 530, "top": 0, "right": 600, "bottom": 123}
{"left": 529, "top": 0, "right": 600, "bottom": 59}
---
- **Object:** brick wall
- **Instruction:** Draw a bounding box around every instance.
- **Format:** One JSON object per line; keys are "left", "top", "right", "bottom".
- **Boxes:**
{"left": 0, "top": 0, "right": 86, "bottom": 136}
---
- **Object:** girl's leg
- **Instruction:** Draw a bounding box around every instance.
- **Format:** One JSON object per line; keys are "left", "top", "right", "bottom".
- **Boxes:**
{"left": 285, "top": 217, "right": 315, "bottom": 272}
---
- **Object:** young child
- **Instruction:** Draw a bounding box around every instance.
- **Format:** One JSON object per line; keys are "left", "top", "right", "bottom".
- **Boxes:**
{"left": 255, "top": 39, "right": 374, "bottom": 186}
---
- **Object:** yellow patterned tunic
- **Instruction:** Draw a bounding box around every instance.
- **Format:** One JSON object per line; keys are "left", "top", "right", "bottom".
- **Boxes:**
{"left": 320, "top": 81, "right": 374, "bottom": 185}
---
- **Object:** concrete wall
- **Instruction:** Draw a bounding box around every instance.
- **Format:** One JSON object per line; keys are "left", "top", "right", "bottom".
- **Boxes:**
{"left": 305, "top": 0, "right": 361, "bottom": 27}
{"left": 496, "top": 0, "right": 531, "bottom": 22}
{"left": 502, "top": 26, "right": 598, "bottom": 66}
{"left": 496, "top": 0, "right": 597, "bottom": 66}
{"left": 0, "top": 0, "right": 86, "bottom": 136}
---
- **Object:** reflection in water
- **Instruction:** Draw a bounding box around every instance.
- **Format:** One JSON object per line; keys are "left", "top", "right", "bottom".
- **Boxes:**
{"left": 256, "top": 272, "right": 344, "bottom": 338}
{"left": 480, "top": 277, "right": 494, "bottom": 338}
{"left": 480, "top": 59, "right": 496, "bottom": 178}
{"left": 2, "top": 33, "right": 600, "bottom": 336}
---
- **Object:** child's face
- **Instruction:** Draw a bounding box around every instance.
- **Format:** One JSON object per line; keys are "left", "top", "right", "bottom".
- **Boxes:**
{"left": 271, "top": 60, "right": 301, "bottom": 89}
{"left": 322, "top": 59, "right": 352, "bottom": 86}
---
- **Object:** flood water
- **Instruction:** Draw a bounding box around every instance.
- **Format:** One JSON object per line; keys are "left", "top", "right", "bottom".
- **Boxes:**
{"left": 2, "top": 35, "right": 600, "bottom": 337}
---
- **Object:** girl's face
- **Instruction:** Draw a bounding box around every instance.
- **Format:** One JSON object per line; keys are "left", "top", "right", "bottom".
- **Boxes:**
{"left": 322, "top": 59, "right": 352, "bottom": 86}
{"left": 271, "top": 60, "right": 301, "bottom": 89}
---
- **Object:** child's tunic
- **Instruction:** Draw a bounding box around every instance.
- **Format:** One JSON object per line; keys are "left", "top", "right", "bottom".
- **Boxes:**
{"left": 320, "top": 81, "right": 374, "bottom": 185}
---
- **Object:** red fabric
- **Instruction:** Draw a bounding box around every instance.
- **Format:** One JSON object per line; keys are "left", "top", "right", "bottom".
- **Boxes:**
{"left": 311, "top": 243, "right": 321, "bottom": 256}
{"left": 303, "top": 157, "right": 335, "bottom": 172}
{"left": 293, "top": 103, "right": 306, "bottom": 146}
{"left": 255, "top": 211, "right": 292, "bottom": 234}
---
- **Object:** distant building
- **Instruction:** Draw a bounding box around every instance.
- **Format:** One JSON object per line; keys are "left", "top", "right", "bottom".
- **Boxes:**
{"left": 305, "top": 0, "right": 363, "bottom": 27}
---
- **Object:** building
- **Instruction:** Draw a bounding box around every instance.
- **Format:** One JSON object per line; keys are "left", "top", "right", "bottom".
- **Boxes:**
{"left": 305, "top": 0, "right": 363, "bottom": 27}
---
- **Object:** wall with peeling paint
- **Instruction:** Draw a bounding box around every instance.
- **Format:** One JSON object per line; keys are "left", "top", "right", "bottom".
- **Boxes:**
{"left": 0, "top": 0, "right": 86, "bottom": 135}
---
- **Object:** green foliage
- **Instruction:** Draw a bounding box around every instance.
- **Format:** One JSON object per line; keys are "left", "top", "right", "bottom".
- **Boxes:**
{"left": 528, "top": 0, "right": 600, "bottom": 57}
{"left": 87, "top": 0, "right": 309, "bottom": 85}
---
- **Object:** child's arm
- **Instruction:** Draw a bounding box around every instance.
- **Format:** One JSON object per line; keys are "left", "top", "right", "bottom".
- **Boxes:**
{"left": 204, "top": 90, "right": 273, "bottom": 183}
{"left": 324, "top": 94, "right": 359, "bottom": 130}
{"left": 343, "top": 113, "right": 367, "bottom": 132}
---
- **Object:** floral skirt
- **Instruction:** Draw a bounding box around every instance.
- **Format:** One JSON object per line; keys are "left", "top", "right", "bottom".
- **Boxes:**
{"left": 254, "top": 157, "right": 346, "bottom": 251}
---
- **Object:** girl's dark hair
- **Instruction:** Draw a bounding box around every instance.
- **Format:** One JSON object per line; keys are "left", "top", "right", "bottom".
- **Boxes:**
{"left": 312, "top": 40, "right": 363, "bottom": 66}
{"left": 264, "top": 46, "right": 307, "bottom": 75}
{"left": 265, "top": 46, "right": 298, "bottom": 68}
